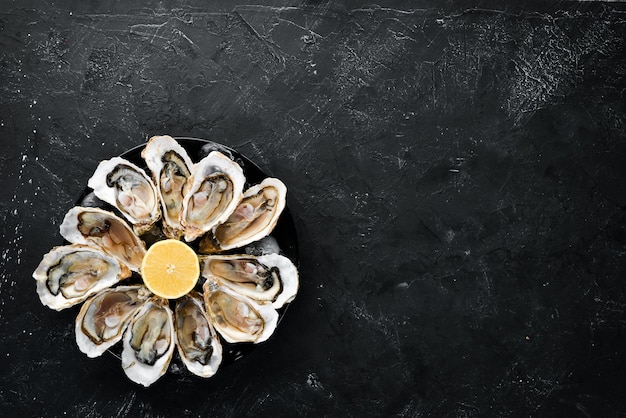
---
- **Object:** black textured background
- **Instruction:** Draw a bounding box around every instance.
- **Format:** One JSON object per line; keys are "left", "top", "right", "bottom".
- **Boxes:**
{"left": 2, "top": 1, "right": 626, "bottom": 416}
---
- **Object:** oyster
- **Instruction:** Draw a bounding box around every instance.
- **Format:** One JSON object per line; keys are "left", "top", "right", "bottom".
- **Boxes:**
{"left": 121, "top": 297, "right": 175, "bottom": 387}
{"left": 33, "top": 244, "right": 131, "bottom": 311}
{"left": 87, "top": 157, "right": 160, "bottom": 235}
{"left": 180, "top": 151, "right": 245, "bottom": 242}
{"left": 60, "top": 206, "right": 146, "bottom": 272}
{"left": 174, "top": 292, "right": 222, "bottom": 378}
{"left": 202, "top": 279, "right": 278, "bottom": 344}
{"left": 199, "top": 178, "right": 286, "bottom": 253}
{"left": 75, "top": 285, "right": 148, "bottom": 357}
{"left": 141, "top": 135, "right": 195, "bottom": 240}
{"left": 200, "top": 254, "right": 298, "bottom": 309}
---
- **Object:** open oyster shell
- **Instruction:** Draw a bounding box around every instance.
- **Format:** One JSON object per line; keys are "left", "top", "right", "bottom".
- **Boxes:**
{"left": 33, "top": 244, "right": 131, "bottom": 311}
{"left": 121, "top": 297, "right": 175, "bottom": 387}
{"left": 202, "top": 279, "right": 278, "bottom": 344}
{"left": 199, "top": 178, "right": 286, "bottom": 253}
{"left": 180, "top": 151, "right": 246, "bottom": 242}
{"left": 141, "top": 135, "right": 195, "bottom": 240}
{"left": 87, "top": 157, "right": 160, "bottom": 235}
{"left": 174, "top": 292, "right": 222, "bottom": 378}
{"left": 59, "top": 206, "right": 146, "bottom": 272}
{"left": 75, "top": 285, "right": 149, "bottom": 358}
{"left": 199, "top": 253, "right": 298, "bottom": 309}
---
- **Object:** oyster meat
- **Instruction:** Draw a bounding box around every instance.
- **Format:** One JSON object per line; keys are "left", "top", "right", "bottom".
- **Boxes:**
{"left": 180, "top": 151, "right": 245, "bottom": 242}
{"left": 200, "top": 253, "right": 298, "bottom": 309}
{"left": 75, "top": 285, "right": 149, "bottom": 357}
{"left": 60, "top": 206, "right": 146, "bottom": 272}
{"left": 199, "top": 178, "right": 286, "bottom": 253}
{"left": 88, "top": 157, "right": 160, "bottom": 235}
{"left": 121, "top": 297, "right": 175, "bottom": 387}
{"left": 141, "top": 135, "right": 195, "bottom": 240}
{"left": 203, "top": 279, "right": 278, "bottom": 344}
{"left": 33, "top": 244, "right": 131, "bottom": 311}
{"left": 174, "top": 292, "right": 222, "bottom": 378}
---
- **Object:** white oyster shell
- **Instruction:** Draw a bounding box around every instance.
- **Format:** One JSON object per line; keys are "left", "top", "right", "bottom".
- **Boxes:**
{"left": 75, "top": 285, "right": 149, "bottom": 357}
{"left": 33, "top": 244, "right": 131, "bottom": 311}
{"left": 200, "top": 253, "right": 298, "bottom": 309}
{"left": 141, "top": 135, "right": 195, "bottom": 239}
{"left": 199, "top": 178, "right": 286, "bottom": 253}
{"left": 87, "top": 157, "right": 160, "bottom": 235}
{"left": 174, "top": 292, "right": 222, "bottom": 378}
{"left": 202, "top": 279, "right": 278, "bottom": 344}
{"left": 59, "top": 206, "right": 146, "bottom": 272}
{"left": 121, "top": 297, "right": 175, "bottom": 387}
{"left": 180, "top": 151, "right": 245, "bottom": 242}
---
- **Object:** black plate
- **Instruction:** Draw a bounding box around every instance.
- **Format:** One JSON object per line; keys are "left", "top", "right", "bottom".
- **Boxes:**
{"left": 76, "top": 137, "right": 299, "bottom": 371}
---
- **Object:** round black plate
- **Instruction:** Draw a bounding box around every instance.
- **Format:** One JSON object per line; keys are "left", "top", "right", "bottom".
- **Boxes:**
{"left": 76, "top": 137, "right": 299, "bottom": 372}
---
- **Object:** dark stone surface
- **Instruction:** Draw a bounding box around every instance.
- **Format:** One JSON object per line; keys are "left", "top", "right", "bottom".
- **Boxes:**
{"left": 1, "top": 1, "right": 626, "bottom": 416}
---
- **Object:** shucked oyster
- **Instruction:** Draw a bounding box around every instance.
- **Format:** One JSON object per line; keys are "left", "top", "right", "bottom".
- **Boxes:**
{"left": 88, "top": 157, "right": 160, "bottom": 235}
{"left": 180, "top": 151, "right": 245, "bottom": 242}
{"left": 33, "top": 244, "right": 131, "bottom": 311}
{"left": 174, "top": 292, "right": 222, "bottom": 378}
{"left": 200, "top": 253, "right": 298, "bottom": 309}
{"left": 141, "top": 135, "right": 195, "bottom": 240}
{"left": 75, "top": 285, "right": 148, "bottom": 358}
{"left": 121, "top": 297, "right": 175, "bottom": 387}
{"left": 199, "top": 178, "right": 286, "bottom": 253}
{"left": 203, "top": 279, "right": 278, "bottom": 344}
{"left": 60, "top": 206, "right": 146, "bottom": 272}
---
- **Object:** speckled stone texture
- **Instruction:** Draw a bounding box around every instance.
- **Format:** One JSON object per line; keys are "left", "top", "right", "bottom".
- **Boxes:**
{"left": 1, "top": 1, "right": 626, "bottom": 416}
